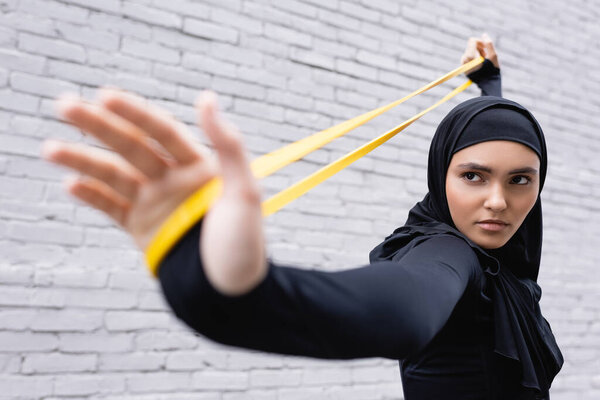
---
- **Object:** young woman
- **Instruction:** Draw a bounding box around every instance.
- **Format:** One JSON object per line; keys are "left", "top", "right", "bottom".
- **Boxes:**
{"left": 41, "top": 36, "right": 563, "bottom": 399}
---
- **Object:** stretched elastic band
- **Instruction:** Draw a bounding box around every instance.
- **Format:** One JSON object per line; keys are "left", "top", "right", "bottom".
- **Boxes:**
{"left": 145, "top": 57, "right": 484, "bottom": 276}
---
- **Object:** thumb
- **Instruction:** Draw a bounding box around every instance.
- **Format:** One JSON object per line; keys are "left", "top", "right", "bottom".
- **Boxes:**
{"left": 196, "top": 91, "right": 260, "bottom": 202}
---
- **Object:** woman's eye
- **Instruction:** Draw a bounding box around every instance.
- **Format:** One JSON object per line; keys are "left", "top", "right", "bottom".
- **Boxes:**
{"left": 462, "top": 172, "right": 481, "bottom": 182}
{"left": 511, "top": 175, "right": 530, "bottom": 185}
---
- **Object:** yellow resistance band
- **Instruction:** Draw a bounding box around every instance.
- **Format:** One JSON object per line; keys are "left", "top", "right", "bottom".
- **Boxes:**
{"left": 145, "top": 57, "right": 484, "bottom": 276}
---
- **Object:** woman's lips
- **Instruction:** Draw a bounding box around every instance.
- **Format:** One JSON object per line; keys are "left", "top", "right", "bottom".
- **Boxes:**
{"left": 477, "top": 221, "right": 508, "bottom": 232}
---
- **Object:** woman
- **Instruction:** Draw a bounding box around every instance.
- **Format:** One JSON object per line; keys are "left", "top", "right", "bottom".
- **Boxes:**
{"left": 41, "top": 36, "right": 563, "bottom": 399}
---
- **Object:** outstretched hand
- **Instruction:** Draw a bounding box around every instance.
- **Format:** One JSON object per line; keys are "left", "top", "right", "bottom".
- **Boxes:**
{"left": 41, "top": 89, "right": 267, "bottom": 295}
{"left": 461, "top": 33, "right": 499, "bottom": 74}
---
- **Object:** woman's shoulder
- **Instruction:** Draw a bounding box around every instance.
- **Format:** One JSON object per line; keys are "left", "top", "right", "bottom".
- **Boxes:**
{"left": 403, "top": 233, "right": 483, "bottom": 277}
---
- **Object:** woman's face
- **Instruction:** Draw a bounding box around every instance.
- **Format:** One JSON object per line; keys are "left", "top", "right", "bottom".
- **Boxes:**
{"left": 445, "top": 140, "right": 540, "bottom": 249}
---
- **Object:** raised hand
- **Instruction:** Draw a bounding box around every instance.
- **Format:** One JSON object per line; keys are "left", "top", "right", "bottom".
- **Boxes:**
{"left": 41, "top": 89, "right": 267, "bottom": 295}
{"left": 461, "top": 33, "right": 499, "bottom": 74}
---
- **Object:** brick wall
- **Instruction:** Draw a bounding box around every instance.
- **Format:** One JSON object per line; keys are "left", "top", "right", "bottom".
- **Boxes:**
{"left": 1, "top": 0, "right": 598, "bottom": 398}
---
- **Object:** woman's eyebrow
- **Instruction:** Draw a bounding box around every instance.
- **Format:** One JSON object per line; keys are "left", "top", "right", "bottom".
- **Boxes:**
{"left": 456, "top": 162, "right": 539, "bottom": 175}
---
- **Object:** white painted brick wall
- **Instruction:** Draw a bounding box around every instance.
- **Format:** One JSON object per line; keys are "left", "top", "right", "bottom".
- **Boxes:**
{"left": 0, "top": 0, "right": 598, "bottom": 399}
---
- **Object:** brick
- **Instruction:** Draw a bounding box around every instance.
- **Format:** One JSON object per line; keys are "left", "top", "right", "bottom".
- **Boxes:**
{"left": 356, "top": 49, "right": 397, "bottom": 70}
{"left": 0, "top": 26, "right": 16, "bottom": 47}
{"left": 193, "top": 371, "right": 248, "bottom": 390}
{"left": 318, "top": 9, "right": 361, "bottom": 30}
{"left": 83, "top": 227, "right": 136, "bottom": 248}
{"left": 64, "top": 288, "right": 137, "bottom": 309}
{"left": 121, "top": 1, "right": 182, "bottom": 28}
{"left": 112, "top": 72, "right": 178, "bottom": 99}
{"left": 166, "top": 350, "right": 228, "bottom": 370}
{"left": 288, "top": 77, "right": 334, "bottom": 100}
{"left": 138, "top": 290, "right": 169, "bottom": 311}
{"left": 274, "top": 0, "right": 318, "bottom": 17}
{"left": 290, "top": 47, "right": 335, "bottom": 70}
{"left": 0, "top": 175, "right": 45, "bottom": 201}
{"left": 0, "top": 376, "right": 53, "bottom": 397}
{"left": 223, "top": 390, "right": 277, "bottom": 400}
{"left": 23, "top": 353, "right": 97, "bottom": 373}
{"left": 31, "top": 309, "right": 103, "bottom": 332}
{"left": 336, "top": 59, "right": 378, "bottom": 81}
{"left": 199, "top": 0, "right": 241, "bottom": 12}
{"left": 153, "top": 64, "right": 211, "bottom": 88}
{"left": 54, "top": 374, "right": 126, "bottom": 395}
{"left": 0, "top": 68, "right": 7, "bottom": 87}
{"left": 234, "top": 98, "right": 284, "bottom": 122}
{"left": 48, "top": 59, "right": 110, "bottom": 85}
{"left": 314, "top": 38, "right": 356, "bottom": 59}
{"left": 60, "top": 0, "right": 120, "bottom": 12}
{"left": 0, "top": 332, "right": 58, "bottom": 352}
{"left": 66, "top": 246, "right": 141, "bottom": 270}
{"left": 89, "top": 12, "right": 152, "bottom": 40}
{"left": 340, "top": 1, "right": 381, "bottom": 22}
{"left": 264, "top": 23, "right": 312, "bottom": 48}
{"left": 19, "top": 32, "right": 86, "bottom": 63}
{"left": 0, "top": 89, "right": 39, "bottom": 114}
{"left": 8, "top": 220, "right": 84, "bottom": 246}
{"left": 10, "top": 72, "right": 79, "bottom": 99}
{"left": 359, "top": 0, "right": 399, "bottom": 13}
{"left": 182, "top": 53, "right": 236, "bottom": 78}
{"left": 151, "top": 0, "right": 210, "bottom": 18}
{"left": 0, "top": 49, "right": 44, "bottom": 74}
{"left": 135, "top": 331, "right": 199, "bottom": 351}
{"left": 249, "top": 369, "right": 302, "bottom": 388}
{"left": 52, "top": 268, "right": 108, "bottom": 288}
{"left": 183, "top": 18, "right": 239, "bottom": 43}
{"left": 152, "top": 27, "right": 211, "bottom": 53}
{"left": 0, "top": 11, "right": 55, "bottom": 35}
{"left": 302, "top": 367, "right": 352, "bottom": 385}
{"left": 88, "top": 50, "right": 151, "bottom": 74}
{"left": 127, "top": 372, "right": 191, "bottom": 393}
{"left": 105, "top": 310, "right": 173, "bottom": 331}
{"left": 438, "top": 17, "right": 472, "bottom": 38}
{"left": 18, "top": 0, "right": 89, "bottom": 24}
{"left": 122, "top": 37, "right": 181, "bottom": 64}
{"left": 210, "top": 42, "right": 263, "bottom": 67}
{"left": 211, "top": 7, "right": 263, "bottom": 34}
{"left": 100, "top": 352, "right": 164, "bottom": 371}
{"left": 60, "top": 333, "right": 133, "bottom": 353}
{"left": 266, "top": 89, "right": 314, "bottom": 111}
{"left": 0, "top": 309, "right": 35, "bottom": 329}
{"left": 226, "top": 350, "right": 285, "bottom": 370}
{"left": 237, "top": 66, "right": 287, "bottom": 89}
{"left": 55, "top": 21, "right": 120, "bottom": 51}
{"left": 212, "top": 77, "right": 266, "bottom": 100}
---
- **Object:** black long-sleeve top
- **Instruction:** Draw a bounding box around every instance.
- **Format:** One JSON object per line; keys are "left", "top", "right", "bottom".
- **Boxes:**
{"left": 158, "top": 60, "right": 536, "bottom": 400}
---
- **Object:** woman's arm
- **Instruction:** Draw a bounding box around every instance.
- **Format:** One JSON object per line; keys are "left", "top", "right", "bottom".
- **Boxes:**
{"left": 158, "top": 220, "right": 481, "bottom": 360}
{"left": 468, "top": 59, "right": 501, "bottom": 97}
{"left": 461, "top": 34, "right": 502, "bottom": 97}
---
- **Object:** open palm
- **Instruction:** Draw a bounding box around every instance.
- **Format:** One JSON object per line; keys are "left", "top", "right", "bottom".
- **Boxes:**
{"left": 41, "top": 89, "right": 267, "bottom": 295}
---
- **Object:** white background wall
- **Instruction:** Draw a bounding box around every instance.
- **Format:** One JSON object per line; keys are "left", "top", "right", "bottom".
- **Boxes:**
{"left": 0, "top": 0, "right": 598, "bottom": 398}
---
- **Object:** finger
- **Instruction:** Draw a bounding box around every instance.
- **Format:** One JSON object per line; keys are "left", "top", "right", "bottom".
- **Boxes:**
{"left": 64, "top": 175, "right": 130, "bottom": 227}
{"left": 462, "top": 37, "right": 481, "bottom": 64}
{"left": 56, "top": 95, "right": 170, "bottom": 180}
{"left": 42, "top": 139, "right": 144, "bottom": 202}
{"left": 98, "top": 88, "right": 203, "bottom": 166}
{"left": 480, "top": 33, "right": 499, "bottom": 67}
{"left": 196, "top": 91, "right": 260, "bottom": 203}
{"left": 476, "top": 40, "right": 486, "bottom": 57}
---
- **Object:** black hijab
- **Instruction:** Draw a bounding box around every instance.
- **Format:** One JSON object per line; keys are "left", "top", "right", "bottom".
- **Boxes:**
{"left": 369, "top": 96, "right": 563, "bottom": 394}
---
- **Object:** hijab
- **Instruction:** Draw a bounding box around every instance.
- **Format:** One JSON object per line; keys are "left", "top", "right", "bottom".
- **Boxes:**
{"left": 369, "top": 96, "right": 563, "bottom": 394}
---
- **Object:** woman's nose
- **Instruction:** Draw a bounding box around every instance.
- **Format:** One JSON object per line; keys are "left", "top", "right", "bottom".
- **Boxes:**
{"left": 483, "top": 184, "right": 507, "bottom": 211}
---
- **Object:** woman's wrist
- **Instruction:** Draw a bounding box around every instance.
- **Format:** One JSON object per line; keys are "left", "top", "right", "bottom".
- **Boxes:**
{"left": 467, "top": 58, "right": 500, "bottom": 83}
